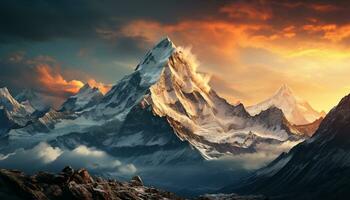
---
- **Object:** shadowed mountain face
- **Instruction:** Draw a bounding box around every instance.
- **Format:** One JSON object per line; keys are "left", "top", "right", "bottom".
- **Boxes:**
{"left": 223, "top": 93, "right": 350, "bottom": 200}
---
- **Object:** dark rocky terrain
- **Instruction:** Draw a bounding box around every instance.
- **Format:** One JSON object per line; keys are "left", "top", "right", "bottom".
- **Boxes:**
{"left": 0, "top": 167, "right": 268, "bottom": 200}
{"left": 0, "top": 166, "right": 182, "bottom": 200}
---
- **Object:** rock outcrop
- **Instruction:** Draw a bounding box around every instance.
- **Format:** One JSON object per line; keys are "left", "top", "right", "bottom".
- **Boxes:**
{"left": 0, "top": 167, "right": 183, "bottom": 200}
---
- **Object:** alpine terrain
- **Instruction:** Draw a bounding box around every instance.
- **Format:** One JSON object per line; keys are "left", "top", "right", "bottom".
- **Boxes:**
{"left": 0, "top": 38, "right": 307, "bottom": 159}
{"left": 247, "top": 84, "right": 324, "bottom": 125}
{"left": 0, "top": 87, "right": 35, "bottom": 135}
{"left": 0, "top": 38, "right": 315, "bottom": 195}
{"left": 223, "top": 93, "right": 350, "bottom": 200}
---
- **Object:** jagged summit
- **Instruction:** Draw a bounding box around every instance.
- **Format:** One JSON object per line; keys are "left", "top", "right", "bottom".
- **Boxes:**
{"left": 60, "top": 83, "right": 103, "bottom": 112}
{"left": 0, "top": 87, "right": 10, "bottom": 94}
{"left": 135, "top": 37, "right": 175, "bottom": 71}
{"left": 275, "top": 84, "right": 293, "bottom": 96}
{"left": 79, "top": 82, "right": 92, "bottom": 91}
{"left": 247, "top": 84, "right": 323, "bottom": 125}
{"left": 0, "top": 87, "right": 24, "bottom": 112}
{"left": 15, "top": 89, "right": 49, "bottom": 112}
{"left": 0, "top": 87, "right": 33, "bottom": 133}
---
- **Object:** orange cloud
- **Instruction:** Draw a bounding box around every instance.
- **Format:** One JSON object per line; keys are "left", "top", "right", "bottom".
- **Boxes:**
{"left": 303, "top": 24, "right": 337, "bottom": 32}
{"left": 309, "top": 3, "right": 339, "bottom": 12}
{"left": 303, "top": 24, "right": 350, "bottom": 42}
{"left": 219, "top": 2, "right": 271, "bottom": 20}
{"left": 98, "top": 3, "right": 350, "bottom": 112}
{"left": 87, "top": 79, "right": 112, "bottom": 95}
{"left": 36, "top": 64, "right": 84, "bottom": 94}
{"left": 281, "top": 2, "right": 339, "bottom": 12}
{"left": 115, "top": 19, "right": 268, "bottom": 71}
{"left": 36, "top": 64, "right": 111, "bottom": 96}
{"left": 323, "top": 25, "right": 350, "bottom": 42}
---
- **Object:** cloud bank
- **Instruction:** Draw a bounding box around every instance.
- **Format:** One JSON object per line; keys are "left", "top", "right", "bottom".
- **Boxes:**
{"left": 0, "top": 142, "right": 137, "bottom": 175}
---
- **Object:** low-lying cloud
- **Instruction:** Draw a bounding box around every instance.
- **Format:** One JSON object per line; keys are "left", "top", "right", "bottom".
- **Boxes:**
{"left": 0, "top": 142, "right": 137, "bottom": 175}
{"left": 218, "top": 140, "right": 302, "bottom": 170}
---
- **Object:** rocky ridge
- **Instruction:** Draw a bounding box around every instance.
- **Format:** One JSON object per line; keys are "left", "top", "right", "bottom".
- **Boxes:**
{"left": 0, "top": 166, "right": 182, "bottom": 200}
{"left": 0, "top": 167, "right": 267, "bottom": 200}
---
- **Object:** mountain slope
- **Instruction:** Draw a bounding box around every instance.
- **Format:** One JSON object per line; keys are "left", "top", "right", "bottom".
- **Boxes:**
{"left": 247, "top": 84, "right": 323, "bottom": 125}
{"left": 225, "top": 92, "right": 350, "bottom": 200}
{"left": 15, "top": 89, "right": 50, "bottom": 112}
{"left": 0, "top": 87, "right": 33, "bottom": 134}
{"left": 60, "top": 83, "right": 103, "bottom": 112}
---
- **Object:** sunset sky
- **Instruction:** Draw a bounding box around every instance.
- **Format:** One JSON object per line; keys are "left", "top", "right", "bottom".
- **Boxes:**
{"left": 1, "top": 0, "right": 350, "bottom": 111}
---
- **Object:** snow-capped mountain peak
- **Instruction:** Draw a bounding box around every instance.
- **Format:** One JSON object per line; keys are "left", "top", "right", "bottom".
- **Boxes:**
{"left": 1, "top": 38, "right": 309, "bottom": 168}
{"left": 77, "top": 82, "right": 93, "bottom": 92}
{"left": 135, "top": 37, "right": 176, "bottom": 86}
{"left": 60, "top": 83, "right": 103, "bottom": 112}
{"left": 15, "top": 89, "right": 49, "bottom": 112}
{"left": 0, "top": 87, "right": 33, "bottom": 132}
{"left": 247, "top": 84, "right": 323, "bottom": 125}
{"left": 0, "top": 87, "right": 22, "bottom": 112}
{"left": 275, "top": 84, "right": 293, "bottom": 97}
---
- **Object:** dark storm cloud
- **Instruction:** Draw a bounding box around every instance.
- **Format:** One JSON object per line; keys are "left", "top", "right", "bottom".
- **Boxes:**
{"left": 0, "top": 55, "right": 36, "bottom": 94}
{"left": 1, "top": 0, "right": 349, "bottom": 43}
{"left": 102, "top": 35, "right": 152, "bottom": 59}
{"left": 0, "top": 0, "right": 226, "bottom": 43}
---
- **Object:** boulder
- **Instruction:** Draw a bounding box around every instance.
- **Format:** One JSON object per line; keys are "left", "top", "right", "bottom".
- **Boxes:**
{"left": 130, "top": 176, "right": 143, "bottom": 186}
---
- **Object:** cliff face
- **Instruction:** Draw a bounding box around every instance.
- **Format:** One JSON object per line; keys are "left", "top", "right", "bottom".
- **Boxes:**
{"left": 0, "top": 166, "right": 182, "bottom": 200}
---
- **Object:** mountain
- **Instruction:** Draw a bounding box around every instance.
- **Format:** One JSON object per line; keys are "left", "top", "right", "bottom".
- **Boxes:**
{"left": 60, "top": 83, "right": 103, "bottom": 112}
{"left": 247, "top": 84, "right": 323, "bottom": 125}
{"left": 15, "top": 89, "right": 50, "bottom": 112}
{"left": 0, "top": 38, "right": 312, "bottom": 195}
{"left": 0, "top": 87, "right": 33, "bottom": 134}
{"left": 2, "top": 38, "right": 308, "bottom": 161}
{"left": 223, "top": 93, "right": 350, "bottom": 199}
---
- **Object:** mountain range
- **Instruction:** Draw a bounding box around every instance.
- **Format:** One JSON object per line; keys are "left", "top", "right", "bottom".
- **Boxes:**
{"left": 222, "top": 92, "right": 350, "bottom": 199}
{"left": 0, "top": 38, "right": 335, "bottom": 197}
{"left": 0, "top": 38, "right": 314, "bottom": 160}
{"left": 247, "top": 84, "right": 324, "bottom": 125}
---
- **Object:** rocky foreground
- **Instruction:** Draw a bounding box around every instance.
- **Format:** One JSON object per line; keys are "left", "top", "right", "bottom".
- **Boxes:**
{"left": 0, "top": 166, "right": 181, "bottom": 200}
{"left": 0, "top": 167, "right": 267, "bottom": 200}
